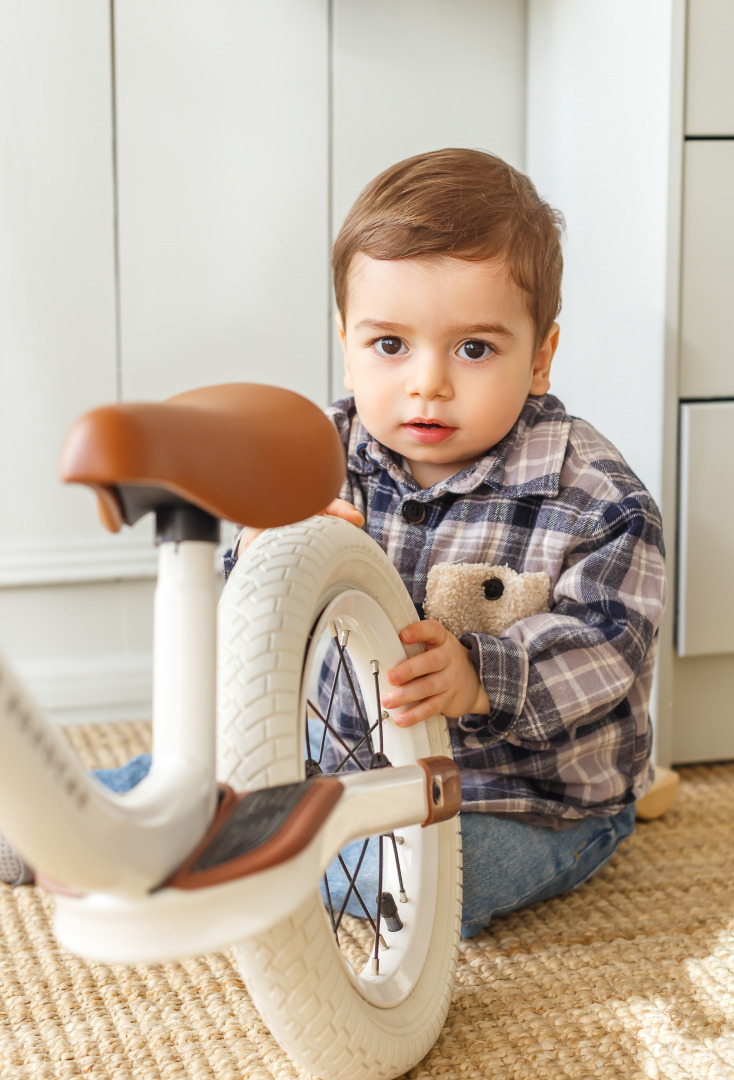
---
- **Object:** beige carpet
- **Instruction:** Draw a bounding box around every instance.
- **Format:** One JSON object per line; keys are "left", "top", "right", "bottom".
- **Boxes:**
{"left": 1, "top": 720, "right": 733, "bottom": 1080}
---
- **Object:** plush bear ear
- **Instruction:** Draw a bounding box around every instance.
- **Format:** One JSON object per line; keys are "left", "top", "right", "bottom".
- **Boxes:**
{"left": 424, "top": 563, "right": 550, "bottom": 637}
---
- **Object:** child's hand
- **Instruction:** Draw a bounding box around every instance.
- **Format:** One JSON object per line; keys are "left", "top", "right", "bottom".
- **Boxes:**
{"left": 236, "top": 498, "right": 364, "bottom": 555}
{"left": 380, "top": 620, "right": 489, "bottom": 726}
{"left": 323, "top": 498, "right": 365, "bottom": 527}
{"left": 237, "top": 525, "right": 265, "bottom": 554}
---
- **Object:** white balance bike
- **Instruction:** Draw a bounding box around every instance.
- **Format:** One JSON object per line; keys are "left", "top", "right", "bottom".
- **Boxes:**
{"left": 0, "top": 383, "right": 462, "bottom": 1080}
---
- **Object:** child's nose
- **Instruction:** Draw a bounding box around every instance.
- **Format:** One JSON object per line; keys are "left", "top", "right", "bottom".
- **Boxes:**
{"left": 405, "top": 352, "right": 451, "bottom": 400}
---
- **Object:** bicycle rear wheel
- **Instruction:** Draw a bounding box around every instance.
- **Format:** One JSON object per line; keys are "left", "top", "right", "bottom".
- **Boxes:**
{"left": 217, "top": 515, "right": 461, "bottom": 1080}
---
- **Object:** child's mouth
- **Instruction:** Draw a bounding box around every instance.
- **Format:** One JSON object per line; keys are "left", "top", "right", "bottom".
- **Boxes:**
{"left": 402, "top": 419, "right": 456, "bottom": 444}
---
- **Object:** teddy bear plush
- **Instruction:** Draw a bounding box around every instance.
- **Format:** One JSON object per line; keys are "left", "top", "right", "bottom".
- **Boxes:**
{"left": 423, "top": 563, "right": 551, "bottom": 638}
{"left": 423, "top": 560, "right": 680, "bottom": 820}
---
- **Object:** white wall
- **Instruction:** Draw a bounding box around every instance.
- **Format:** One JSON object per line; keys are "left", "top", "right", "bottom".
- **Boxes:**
{"left": 329, "top": 0, "right": 527, "bottom": 398}
{"left": 114, "top": 0, "right": 332, "bottom": 405}
{"left": 526, "top": 0, "right": 674, "bottom": 508}
{"left": 0, "top": 0, "right": 527, "bottom": 723}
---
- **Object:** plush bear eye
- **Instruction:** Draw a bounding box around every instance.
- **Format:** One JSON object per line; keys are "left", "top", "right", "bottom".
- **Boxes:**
{"left": 483, "top": 578, "right": 504, "bottom": 601}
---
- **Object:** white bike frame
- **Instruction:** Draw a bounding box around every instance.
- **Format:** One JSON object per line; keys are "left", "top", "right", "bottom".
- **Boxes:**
{"left": 0, "top": 535, "right": 454, "bottom": 964}
{"left": 0, "top": 540, "right": 220, "bottom": 897}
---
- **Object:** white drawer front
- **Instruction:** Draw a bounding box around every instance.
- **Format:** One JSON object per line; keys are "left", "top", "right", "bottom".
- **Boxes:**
{"left": 686, "top": 0, "right": 734, "bottom": 135}
{"left": 680, "top": 142, "right": 734, "bottom": 398}
{"left": 677, "top": 401, "right": 734, "bottom": 657}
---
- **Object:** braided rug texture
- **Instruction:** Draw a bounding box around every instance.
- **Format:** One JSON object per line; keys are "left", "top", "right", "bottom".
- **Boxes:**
{"left": 1, "top": 720, "right": 733, "bottom": 1080}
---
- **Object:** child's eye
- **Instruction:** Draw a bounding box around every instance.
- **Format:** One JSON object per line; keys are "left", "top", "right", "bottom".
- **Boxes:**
{"left": 373, "top": 336, "right": 406, "bottom": 357}
{"left": 458, "top": 340, "right": 494, "bottom": 362}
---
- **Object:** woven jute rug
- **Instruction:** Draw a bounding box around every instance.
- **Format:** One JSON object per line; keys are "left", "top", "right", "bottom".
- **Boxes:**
{"left": 1, "top": 720, "right": 733, "bottom": 1080}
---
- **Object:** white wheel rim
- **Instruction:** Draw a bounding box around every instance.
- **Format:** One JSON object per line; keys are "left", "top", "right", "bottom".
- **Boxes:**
{"left": 302, "top": 590, "right": 438, "bottom": 1009}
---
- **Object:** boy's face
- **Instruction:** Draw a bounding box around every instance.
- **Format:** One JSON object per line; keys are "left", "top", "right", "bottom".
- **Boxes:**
{"left": 338, "top": 254, "right": 559, "bottom": 488}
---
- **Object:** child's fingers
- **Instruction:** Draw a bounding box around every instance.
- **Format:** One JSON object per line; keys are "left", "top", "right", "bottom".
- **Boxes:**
{"left": 399, "top": 619, "right": 447, "bottom": 646}
{"left": 322, "top": 498, "right": 365, "bottom": 526}
{"left": 386, "top": 620, "right": 449, "bottom": 684}
{"left": 237, "top": 527, "right": 265, "bottom": 555}
{"left": 382, "top": 671, "right": 444, "bottom": 710}
{"left": 393, "top": 696, "right": 444, "bottom": 727}
{"left": 386, "top": 648, "right": 443, "bottom": 687}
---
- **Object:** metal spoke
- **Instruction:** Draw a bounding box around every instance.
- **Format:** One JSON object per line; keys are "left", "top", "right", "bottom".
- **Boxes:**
{"left": 372, "top": 834, "right": 385, "bottom": 974}
{"left": 308, "top": 701, "right": 381, "bottom": 775}
{"left": 389, "top": 832, "right": 408, "bottom": 903}
{"left": 332, "top": 839, "right": 370, "bottom": 933}
{"left": 307, "top": 699, "right": 368, "bottom": 772}
{"left": 371, "top": 660, "right": 384, "bottom": 755}
{"left": 322, "top": 873, "right": 338, "bottom": 942}
{"left": 319, "top": 639, "right": 345, "bottom": 763}
{"left": 333, "top": 720, "right": 380, "bottom": 774}
{"left": 336, "top": 853, "right": 384, "bottom": 945}
{"left": 334, "top": 631, "right": 374, "bottom": 753}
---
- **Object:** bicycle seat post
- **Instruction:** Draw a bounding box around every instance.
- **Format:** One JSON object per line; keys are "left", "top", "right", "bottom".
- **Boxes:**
{"left": 152, "top": 504, "right": 220, "bottom": 795}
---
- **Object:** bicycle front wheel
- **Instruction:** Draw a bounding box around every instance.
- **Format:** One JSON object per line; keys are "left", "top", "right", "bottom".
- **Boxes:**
{"left": 217, "top": 515, "right": 461, "bottom": 1080}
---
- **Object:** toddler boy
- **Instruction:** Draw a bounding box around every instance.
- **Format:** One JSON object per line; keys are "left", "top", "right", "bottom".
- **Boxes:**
{"left": 274, "top": 147, "right": 666, "bottom": 936}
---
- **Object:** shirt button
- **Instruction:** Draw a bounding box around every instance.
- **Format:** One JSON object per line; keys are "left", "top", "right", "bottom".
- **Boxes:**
{"left": 402, "top": 500, "right": 426, "bottom": 525}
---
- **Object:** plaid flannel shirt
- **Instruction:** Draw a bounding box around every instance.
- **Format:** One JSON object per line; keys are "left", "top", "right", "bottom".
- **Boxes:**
{"left": 322, "top": 393, "right": 666, "bottom": 823}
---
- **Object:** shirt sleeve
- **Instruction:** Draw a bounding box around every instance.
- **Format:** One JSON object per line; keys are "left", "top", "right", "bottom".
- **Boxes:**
{"left": 458, "top": 492, "right": 667, "bottom": 744}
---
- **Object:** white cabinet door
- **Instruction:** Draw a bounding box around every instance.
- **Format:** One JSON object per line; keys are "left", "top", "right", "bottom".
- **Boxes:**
{"left": 331, "top": 0, "right": 526, "bottom": 228}
{"left": 0, "top": 3, "right": 119, "bottom": 574}
{"left": 115, "top": 0, "right": 331, "bottom": 407}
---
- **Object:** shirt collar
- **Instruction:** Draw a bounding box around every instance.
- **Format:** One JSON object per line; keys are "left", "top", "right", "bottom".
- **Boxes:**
{"left": 346, "top": 394, "right": 571, "bottom": 499}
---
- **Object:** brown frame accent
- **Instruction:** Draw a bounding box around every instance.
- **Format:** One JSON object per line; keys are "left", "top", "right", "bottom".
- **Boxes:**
{"left": 165, "top": 779, "right": 344, "bottom": 891}
{"left": 417, "top": 756, "right": 462, "bottom": 826}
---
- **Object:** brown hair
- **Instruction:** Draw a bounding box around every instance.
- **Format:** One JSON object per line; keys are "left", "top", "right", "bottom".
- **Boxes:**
{"left": 332, "top": 148, "right": 564, "bottom": 352}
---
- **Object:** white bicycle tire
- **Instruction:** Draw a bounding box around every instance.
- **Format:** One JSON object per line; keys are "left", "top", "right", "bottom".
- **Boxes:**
{"left": 217, "top": 515, "right": 462, "bottom": 1080}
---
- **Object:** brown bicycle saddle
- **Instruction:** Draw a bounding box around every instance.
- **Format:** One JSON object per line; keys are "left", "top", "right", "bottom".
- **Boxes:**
{"left": 59, "top": 383, "right": 345, "bottom": 532}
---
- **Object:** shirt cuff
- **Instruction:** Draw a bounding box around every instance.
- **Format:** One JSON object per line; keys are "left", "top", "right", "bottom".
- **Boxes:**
{"left": 459, "top": 632, "right": 528, "bottom": 738}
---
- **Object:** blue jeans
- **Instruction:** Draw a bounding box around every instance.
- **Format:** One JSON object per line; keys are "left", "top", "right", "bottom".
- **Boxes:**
{"left": 323, "top": 805, "right": 636, "bottom": 937}
{"left": 92, "top": 754, "right": 153, "bottom": 792}
{"left": 96, "top": 755, "right": 635, "bottom": 938}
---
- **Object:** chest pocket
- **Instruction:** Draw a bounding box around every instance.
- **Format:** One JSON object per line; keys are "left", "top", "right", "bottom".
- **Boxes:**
{"left": 424, "top": 562, "right": 550, "bottom": 637}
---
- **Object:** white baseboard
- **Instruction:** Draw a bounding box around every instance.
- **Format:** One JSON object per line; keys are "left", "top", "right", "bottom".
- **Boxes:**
{"left": 0, "top": 538, "right": 158, "bottom": 588}
{"left": 0, "top": 535, "right": 232, "bottom": 587}
{"left": 16, "top": 651, "right": 153, "bottom": 726}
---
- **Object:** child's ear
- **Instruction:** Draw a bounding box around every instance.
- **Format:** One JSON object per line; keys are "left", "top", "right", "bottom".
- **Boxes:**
{"left": 529, "top": 322, "right": 559, "bottom": 396}
{"left": 336, "top": 314, "right": 354, "bottom": 391}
